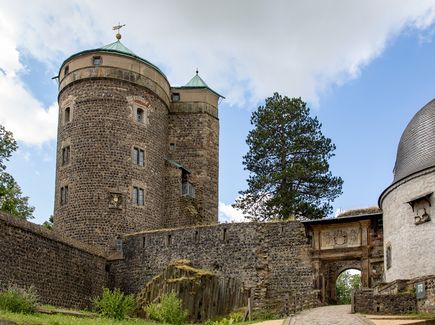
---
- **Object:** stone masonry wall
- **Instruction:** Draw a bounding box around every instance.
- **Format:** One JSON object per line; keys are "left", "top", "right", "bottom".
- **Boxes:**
{"left": 55, "top": 78, "right": 168, "bottom": 251}
{"left": 166, "top": 102, "right": 219, "bottom": 225}
{"left": 353, "top": 289, "right": 416, "bottom": 314}
{"left": 0, "top": 212, "right": 108, "bottom": 309}
{"left": 109, "top": 221, "right": 318, "bottom": 313}
{"left": 376, "top": 276, "right": 435, "bottom": 314}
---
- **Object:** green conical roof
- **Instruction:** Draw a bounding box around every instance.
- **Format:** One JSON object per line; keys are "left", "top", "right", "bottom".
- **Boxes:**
{"left": 185, "top": 72, "right": 209, "bottom": 88}
{"left": 100, "top": 40, "right": 136, "bottom": 56}
{"left": 176, "top": 70, "right": 224, "bottom": 98}
{"left": 60, "top": 38, "right": 167, "bottom": 80}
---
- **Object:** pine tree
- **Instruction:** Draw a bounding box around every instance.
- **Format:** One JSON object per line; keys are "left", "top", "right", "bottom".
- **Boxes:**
{"left": 233, "top": 93, "right": 343, "bottom": 220}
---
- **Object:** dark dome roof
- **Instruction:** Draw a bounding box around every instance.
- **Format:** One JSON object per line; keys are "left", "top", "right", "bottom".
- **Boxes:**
{"left": 393, "top": 99, "right": 435, "bottom": 183}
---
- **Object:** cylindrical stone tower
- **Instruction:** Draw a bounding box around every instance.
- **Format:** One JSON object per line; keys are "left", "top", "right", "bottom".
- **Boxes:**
{"left": 54, "top": 37, "right": 172, "bottom": 250}
{"left": 379, "top": 99, "right": 435, "bottom": 282}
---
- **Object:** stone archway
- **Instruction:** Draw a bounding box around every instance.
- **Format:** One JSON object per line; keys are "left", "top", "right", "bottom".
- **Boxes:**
{"left": 303, "top": 213, "right": 384, "bottom": 305}
{"left": 328, "top": 263, "right": 361, "bottom": 304}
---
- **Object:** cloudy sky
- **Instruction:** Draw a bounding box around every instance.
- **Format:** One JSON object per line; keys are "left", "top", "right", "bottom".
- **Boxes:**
{"left": 2, "top": 1, "right": 435, "bottom": 224}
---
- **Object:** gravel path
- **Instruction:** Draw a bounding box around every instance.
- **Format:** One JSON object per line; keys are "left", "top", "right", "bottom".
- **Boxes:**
{"left": 285, "top": 305, "right": 373, "bottom": 325}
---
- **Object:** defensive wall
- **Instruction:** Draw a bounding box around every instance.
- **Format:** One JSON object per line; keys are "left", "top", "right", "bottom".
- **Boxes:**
{"left": 109, "top": 221, "right": 318, "bottom": 313}
{"left": 0, "top": 212, "right": 108, "bottom": 309}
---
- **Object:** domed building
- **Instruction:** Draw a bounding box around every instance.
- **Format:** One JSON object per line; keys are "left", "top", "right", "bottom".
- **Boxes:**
{"left": 379, "top": 99, "right": 435, "bottom": 282}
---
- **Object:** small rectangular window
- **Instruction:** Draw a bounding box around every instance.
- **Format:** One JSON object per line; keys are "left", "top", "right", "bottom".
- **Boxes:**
{"left": 116, "top": 239, "right": 123, "bottom": 252}
{"left": 62, "top": 146, "right": 70, "bottom": 166}
{"left": 132, "top": 186, "right": 144, "bottom": 206}
{"left": 171, "top": 93, "right": 180, "bottom": 102}
{"left": 133, "top": 147, "right": 144, "bottom": 166}
{"left": 60, "top": 186, "right": 68, "bottom": 205}
{"left": 64, "top": 107, "right": 71, "bottom": 124}
{"left": 136, "top": 108, "right": 144, "bottom": 123}
{"left": 64, "top": 65, "right": 69, "bottom": 75}
{"left": 167, "top": 234, "right": 172, "bottom": 246}
{"left": 386, "top": 245, "right": 392, "bottom": 270}
{"left": 92, "top": 56, "right": 102, "bottom": 65}
{"left": 222, "top": 228, "right": 227, "bottom": 241}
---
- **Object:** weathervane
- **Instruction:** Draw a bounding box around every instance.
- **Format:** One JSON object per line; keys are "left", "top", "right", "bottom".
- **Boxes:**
{"left": 112, "top": 23, "right": 126, "bottom": 40}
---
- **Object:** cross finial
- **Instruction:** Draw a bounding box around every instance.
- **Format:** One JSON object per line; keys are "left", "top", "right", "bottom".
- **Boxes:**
{"left": 112, "top": 23, "right": 126, "bottom": 40}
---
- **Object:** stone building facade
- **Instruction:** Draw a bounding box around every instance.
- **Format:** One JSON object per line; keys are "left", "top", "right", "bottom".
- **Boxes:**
{"left": 379, "top": 99, "right": 435, "bottom": 282}
{"left": 1, "top": 34, "right": 434, "bottom": 316}
{"left": 54, "top": 38, "right": 220, "bottom": 250}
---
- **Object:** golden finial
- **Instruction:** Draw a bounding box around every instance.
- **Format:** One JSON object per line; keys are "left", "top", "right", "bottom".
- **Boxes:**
{"left": 112, "top": 23, "right": 126, "bottom": 41}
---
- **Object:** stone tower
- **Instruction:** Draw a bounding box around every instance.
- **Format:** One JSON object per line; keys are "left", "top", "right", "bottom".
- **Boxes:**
{"left": 54, "top": 35, "right": 221, "bottom": 250}
{"left": 379, "top": 99, "right": 435, "bottom": 281}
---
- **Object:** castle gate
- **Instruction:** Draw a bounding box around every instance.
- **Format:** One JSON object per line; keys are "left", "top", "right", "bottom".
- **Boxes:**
{"left": 303, "top": 213, "right": 384, "bottom": 304}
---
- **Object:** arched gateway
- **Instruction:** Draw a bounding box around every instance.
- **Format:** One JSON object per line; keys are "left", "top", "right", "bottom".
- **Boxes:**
{"left": 303, "top": 212, "right": 384, "bottom": 304}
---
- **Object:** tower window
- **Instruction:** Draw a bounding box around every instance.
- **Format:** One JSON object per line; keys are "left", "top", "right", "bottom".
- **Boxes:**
{"left": 64, "top": 107, "right": 71, "bottom": 124}
{"left": 386, "top": 244, "right": 392, "bottom": 270}
{"left": 169, "top": 143, "right": 176, "bottom": 151}
{"left": 181, "top": 170, "right": 195, "bottom": 198}
{"left": 171, "top": 93, "right": 180, "bottom": 102}
{"left": 64, "top": 65, "right": 69, "bottom": 75}
{"left": 92, "top": 56, "right": 102, "bottom": 65}
{"left": 136, "top": 108, "right": 144, "bottom": 123}
{"left": 132, "top": 186, "right": 144, "bottom": 206}
{"left": 133, "top": 147, "right": 144, "bottom": 166}
{"left": 60, "top": 186, "right": 68, "bottom": 205}
{"left": 62, "top": 146, "right": 70, "bottom": 166}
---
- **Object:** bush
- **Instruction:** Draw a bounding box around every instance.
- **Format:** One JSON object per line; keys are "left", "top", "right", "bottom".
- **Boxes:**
{"left": 144, "top": 291, "right": 188, "bottom": 325}
{"left": 93, "top": 288, "right": 136, "bottom": 320}
{"left": 0, "top": 285, "right": 38, "bottom": 314}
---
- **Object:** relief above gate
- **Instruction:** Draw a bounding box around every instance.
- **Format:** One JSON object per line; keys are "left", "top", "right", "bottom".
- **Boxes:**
{"left": 320, "top": 227, "right": 361, "bottom": 249}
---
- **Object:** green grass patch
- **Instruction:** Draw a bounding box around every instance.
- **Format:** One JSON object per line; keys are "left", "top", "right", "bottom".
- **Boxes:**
{"left": 0, "top": 310, "right": 158, "bottom": 325}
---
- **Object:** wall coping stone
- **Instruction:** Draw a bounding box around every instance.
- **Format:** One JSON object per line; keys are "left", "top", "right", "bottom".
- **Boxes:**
{"left": 0, "top": 212, "right": 107, "bottom": 259}
{"left": 123, "top": 220, "right": 303, "bottom": 238}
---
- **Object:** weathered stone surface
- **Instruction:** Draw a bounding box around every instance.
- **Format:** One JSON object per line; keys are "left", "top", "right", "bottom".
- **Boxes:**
{"left": 109, "top": 221, "right": 318, "bottom": 314}
{"left": 353, "top": 288, "right": 416, "bottom": 314}
{"left": 0, "top": 212, "right": 107, "bottom": 309}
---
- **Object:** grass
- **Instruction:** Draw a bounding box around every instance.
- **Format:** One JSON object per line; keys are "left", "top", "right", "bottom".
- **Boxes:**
{"left": 0, "top": 310, "right": 158, "bottom": 325}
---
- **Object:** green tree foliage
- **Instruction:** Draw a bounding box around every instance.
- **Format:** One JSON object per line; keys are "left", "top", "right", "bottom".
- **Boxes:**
{"left": 0, "top": 125, "right": 34, "bottom": 220}
{"left": 336, "top": 270, "right": 361, "bottom": 304}
{"left": 233, "top": 93, "right": 343, "bottom": 220}
{"left": 42, "top": 215, "right": 54, "bottom": 230}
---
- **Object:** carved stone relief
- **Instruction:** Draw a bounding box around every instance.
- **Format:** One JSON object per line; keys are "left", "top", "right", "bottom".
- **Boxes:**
{"left": 320, "top": 227, "right": 361, "bottom": 249}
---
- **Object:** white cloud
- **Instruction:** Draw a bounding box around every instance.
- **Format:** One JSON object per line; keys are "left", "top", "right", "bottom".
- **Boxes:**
{"left": 2, "top": 1, "right": 435, "bottom": 143}
{"left": 218, "top": 201, "right": 248, "bottom": 223}
{"left": 0, "top": 75, "right": 58, "bottom": 144}
{"left": 0, "top": 9, "right": 58, "bottom": 145}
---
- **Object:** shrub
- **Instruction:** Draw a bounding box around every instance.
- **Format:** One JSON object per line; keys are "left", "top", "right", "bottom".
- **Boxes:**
{"left": 93, "top": 288, "right": 136, "bottom": 320}
{"left": 228, "top": 310, "right": 245, "bottom": 323}
{"left": 0, "top": 285, "right": 38, "bottom": 314}
{"left": 144, "top": 291, "right": 188, "bottom": 325}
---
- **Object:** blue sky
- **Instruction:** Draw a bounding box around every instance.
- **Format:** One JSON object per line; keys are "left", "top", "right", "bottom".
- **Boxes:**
{"left": 2, "top": 1, "right": 435, "bottom": 224}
